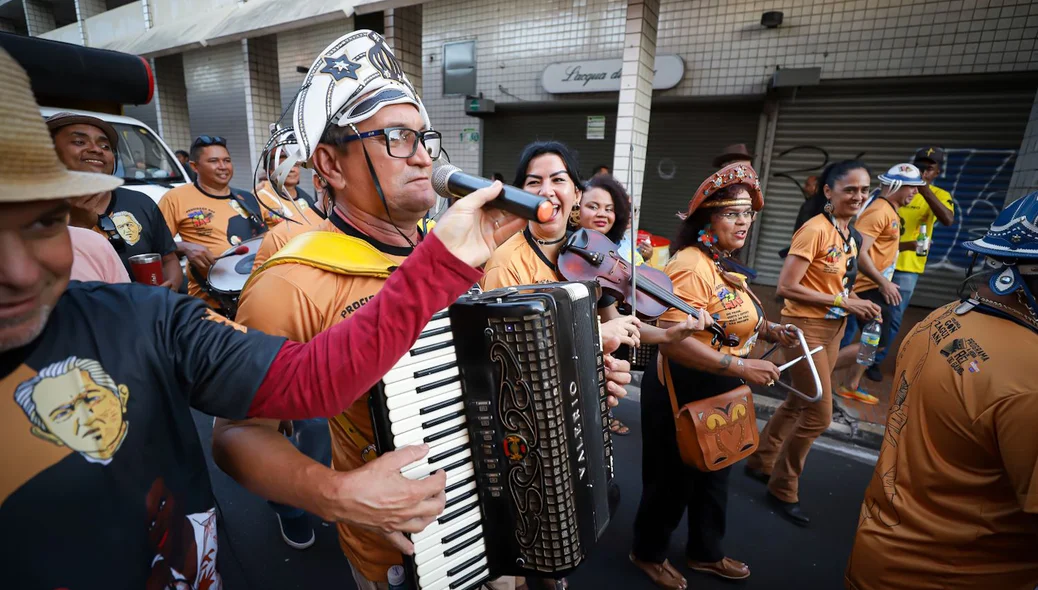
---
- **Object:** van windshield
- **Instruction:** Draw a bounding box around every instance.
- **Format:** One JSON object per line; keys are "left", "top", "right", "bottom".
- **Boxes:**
{"left": 112, "top": 123, "right": 186, "bottom": 184}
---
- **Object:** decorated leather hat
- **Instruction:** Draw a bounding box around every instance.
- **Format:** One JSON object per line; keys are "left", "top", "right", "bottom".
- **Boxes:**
{"left": 292, "top": 30, "right": 430, "bottom": 164}
{"left": 963, "top": 191, "right": 1038, "bottom": 262}
{"left": 678, "top": 162, "right": 763, "bottom": 220}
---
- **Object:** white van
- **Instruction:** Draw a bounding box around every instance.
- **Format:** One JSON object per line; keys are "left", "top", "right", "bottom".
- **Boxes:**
{"left": 40, "top": 106, "right": 190, "bottom": 204}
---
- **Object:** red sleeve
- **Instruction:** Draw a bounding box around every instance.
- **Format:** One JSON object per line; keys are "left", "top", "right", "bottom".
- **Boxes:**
{"left": 246, "top": 233, "right": 483, "bottom": 419}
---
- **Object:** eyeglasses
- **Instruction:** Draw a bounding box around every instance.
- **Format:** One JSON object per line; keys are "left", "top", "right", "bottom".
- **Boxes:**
{"left": 335, "top": 127, "right": 442, "bottom": 160}
{"left": 192, "top": 135, "right": 226, "bottom": 148}
{"left": 97, "top": 215, "right": 126, "bottom": 252}
{"left": 716, "top": 210, "right": 757, "bottom": 222}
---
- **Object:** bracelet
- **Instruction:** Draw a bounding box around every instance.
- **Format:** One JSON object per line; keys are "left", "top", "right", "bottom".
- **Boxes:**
{"left": 833, "top": 293, "right": 844, "bottom": 307}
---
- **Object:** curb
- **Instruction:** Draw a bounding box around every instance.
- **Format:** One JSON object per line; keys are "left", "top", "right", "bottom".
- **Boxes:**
{"left": 624, "top": 371, "right": 885, "bottom": 451}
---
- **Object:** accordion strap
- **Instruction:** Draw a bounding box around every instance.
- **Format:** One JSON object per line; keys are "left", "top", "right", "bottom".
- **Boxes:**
{"left": 332, "top": 413, "right": 378, "bottom": 463}
{"left": 243, "top": 230, "right": 398, "bottom": 293}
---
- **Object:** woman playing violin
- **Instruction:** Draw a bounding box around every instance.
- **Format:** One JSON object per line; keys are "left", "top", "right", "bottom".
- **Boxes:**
{"left": 480, "top": 141, "right": 707, "bottom": 350}
{"left": 630, "top": 163, "right": 797, "bottom": 589}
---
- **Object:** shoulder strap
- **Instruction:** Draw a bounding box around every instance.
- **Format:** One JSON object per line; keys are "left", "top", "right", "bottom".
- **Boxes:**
{"left": 658, "top": 354, "right": 682, "bottom": 418}
{"left": 243, "top": 230, "right": 399, "bottom": 292}
{"left": 332, "top": 413, "right": 378, "bottom": 463}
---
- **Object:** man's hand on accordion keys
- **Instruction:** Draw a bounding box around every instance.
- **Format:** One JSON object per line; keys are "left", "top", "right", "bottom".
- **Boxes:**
{"left": 602, "top": 335, "right": 633, "bottom": 408}
{"left": 432, "top": 180, "right": 528, "bottom": 268}
{"left": 325, "top": 444, "right": 447, "bottom": 555}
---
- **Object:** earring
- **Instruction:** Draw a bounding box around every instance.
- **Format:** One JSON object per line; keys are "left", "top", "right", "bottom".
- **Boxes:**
{"left": 824, "top": 200, "right": 834, "bottom": 215}
{"left": 569, "top": 205, "right": 581, "bottom": 226}
{"left": 697, "top": 223, "right": 718, "bottom": 249}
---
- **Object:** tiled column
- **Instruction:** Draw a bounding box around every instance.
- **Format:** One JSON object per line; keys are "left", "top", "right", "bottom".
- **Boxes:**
{"left": 22, "top": 0, "right": 56, "bottom": 36}
{"left": 1007, "top": 88, "right": 1038, "bottom": 205}
{"left": 75, "top": 0, "right": 107, "bottom": 45}
{"left": 141, "top": 0, "right": 153, "bottom": 29}
{"left": 153, "top": 55, "right": 193, "bottom": 155}
{"left": 612, "top": 0, "right": 659, "bottom": 222}
{"left": 242, "top": 36, "right": 282, "bottom": 177}
{"left": 384, "top": 4, "right": 423, "bottom": 97}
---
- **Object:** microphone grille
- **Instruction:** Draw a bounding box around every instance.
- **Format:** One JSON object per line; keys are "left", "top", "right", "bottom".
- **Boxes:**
{"left": 431, "top": 159, "right": 460, "bottom": 198}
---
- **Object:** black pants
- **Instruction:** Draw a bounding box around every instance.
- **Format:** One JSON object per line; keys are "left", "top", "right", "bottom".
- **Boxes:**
{"left": 631, "top": 354, "right": 738, "bottom": 564}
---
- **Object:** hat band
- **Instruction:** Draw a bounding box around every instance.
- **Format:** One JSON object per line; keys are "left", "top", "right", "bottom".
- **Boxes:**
{"left": 700, "top": 198, "right": 753, "bottom": 208}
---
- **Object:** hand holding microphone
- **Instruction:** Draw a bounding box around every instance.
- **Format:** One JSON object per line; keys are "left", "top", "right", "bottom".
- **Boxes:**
{"left": 432, "top": 160, "right": 556, "bottom": 223}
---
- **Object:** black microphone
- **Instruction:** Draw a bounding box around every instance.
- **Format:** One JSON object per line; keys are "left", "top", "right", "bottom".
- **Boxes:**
{"left": 432, "top": 160, "right": 556, "bottom": 223}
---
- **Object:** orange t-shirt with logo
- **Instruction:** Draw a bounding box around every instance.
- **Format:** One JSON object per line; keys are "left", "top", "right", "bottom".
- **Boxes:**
{"left": 660, "top": 247, "right": 762, "bottom": 357}
{"left": 254, "top": 180, "right": 324, "bottom": 229}
{"left": 480, "top": 230, "right": 561, "bottom": 290}
{"left": 158, "top": 183, "right": 263, "bottom": 304}
{"left": 234, "top": 218, "right": 410, "bottom": 583}
{"left": 782, "top": 214, "right": 858, "bottom": 320}
{"left": 846, "top": 303, "right": 1038, "bottom": 590}
{"left": 854, "top": 199, "right": 900, "bottom": 293}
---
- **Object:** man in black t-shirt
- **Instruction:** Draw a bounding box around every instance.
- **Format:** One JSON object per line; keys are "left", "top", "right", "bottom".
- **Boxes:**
{"left": 0, "top": 48, "right": 549, "bottom": 590}
{"left": 46, "top": 112, "right": 182, "bottom": 289}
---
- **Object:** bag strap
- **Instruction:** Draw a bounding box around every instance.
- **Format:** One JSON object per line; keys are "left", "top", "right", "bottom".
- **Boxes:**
{"left": 243, "top": 230, "right": 399, "bottom": 292}
{"left": 657, "top": 353, "right": 683, "bottom": 418}
{"left": 332, "top": 413, "right": 378, "bottom": 463}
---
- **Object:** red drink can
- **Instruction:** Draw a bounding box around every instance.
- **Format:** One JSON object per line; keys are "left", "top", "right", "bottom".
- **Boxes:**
{"left": 128, "top": 253, "right": 162, "bottom": 285}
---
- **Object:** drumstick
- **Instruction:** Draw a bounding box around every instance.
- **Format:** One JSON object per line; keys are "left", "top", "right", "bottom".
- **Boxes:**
{"left": 215, "top": 245, "right": 250, "bottom": 261}
{"left": 778, "top": 346, "right": 823, "bottom": 372}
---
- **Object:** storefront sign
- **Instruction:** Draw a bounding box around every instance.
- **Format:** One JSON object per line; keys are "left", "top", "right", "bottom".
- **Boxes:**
{"left": 541, "top": 55, "right": 684, "bottom": 94}
{"left": 586, "top": 116, "right": 606, "bottom": 140}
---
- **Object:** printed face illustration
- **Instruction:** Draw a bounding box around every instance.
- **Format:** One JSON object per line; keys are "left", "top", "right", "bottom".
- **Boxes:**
{"left": 31, "top": 369, "right": 128, "bottom": 461}
{"left": 112, "top": 212, "right": 143, "bottom": 246}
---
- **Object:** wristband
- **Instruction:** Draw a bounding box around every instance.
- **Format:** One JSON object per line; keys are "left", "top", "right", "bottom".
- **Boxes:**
{"left": 833, "top": 293, "right": 844, "bottom": 308}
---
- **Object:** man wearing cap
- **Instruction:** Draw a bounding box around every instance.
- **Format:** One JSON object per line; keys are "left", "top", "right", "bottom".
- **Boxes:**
{"left": 158, "top": 135, "right": 266, "bottom": 310}
{"left": 0, "top": 47, "right": 530, "bottom": 589}
{"left": 845, "top": 191, "right": 1038, "bottom": 590}
{"left": 712, "top": 143, "right": 753, "bottom": 169}
{"left": 46, "top": 112, "right": 182, "bottom": 290}
{"left": 863, "top": 147, "right": 956, "bottom": 381}
{"left": 211, "top": 31, "right": 631, "bottom": 590}
{"left": 833, "top": 164, "right": 926, "bottom": 405}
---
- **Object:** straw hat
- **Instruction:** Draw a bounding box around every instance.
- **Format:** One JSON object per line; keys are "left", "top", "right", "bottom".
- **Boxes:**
{"left": 0, "top": 48, "right": 122, "bottom": 203}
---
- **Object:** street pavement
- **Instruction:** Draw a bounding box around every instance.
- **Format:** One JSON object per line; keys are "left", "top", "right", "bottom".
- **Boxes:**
{"left": 200, "top": 397, "right": 876, "bottom": 589}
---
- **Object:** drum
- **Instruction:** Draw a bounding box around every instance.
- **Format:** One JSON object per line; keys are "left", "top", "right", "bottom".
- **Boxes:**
{"left": 206, "top": 237, "right": 263, "bottom": 318}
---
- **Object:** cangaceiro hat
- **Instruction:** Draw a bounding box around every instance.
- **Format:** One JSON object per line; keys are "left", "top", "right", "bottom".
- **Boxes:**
{"left": 0, "top": 48, "right": 122, "bottom": 202}
{"left": 678, "top": 162, "right": 764, "bottom": 220}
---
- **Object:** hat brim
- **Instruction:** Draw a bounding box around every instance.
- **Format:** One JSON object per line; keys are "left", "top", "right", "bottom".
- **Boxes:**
{"left": 963, "top": 238, "right": 1038, "bottom": 259}
{"left": 711, "top": 153, "right": 754, "bottom": 168}
{"left": 46, "top": 114, "right": 120, "bottom": 153}
{"left": 0, "top": 169, "right": 123, "bottom": 203}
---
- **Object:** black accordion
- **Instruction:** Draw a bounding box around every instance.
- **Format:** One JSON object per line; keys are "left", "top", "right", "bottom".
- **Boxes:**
{"left": 369, "top": 282, "right": 615, "bottom": 590}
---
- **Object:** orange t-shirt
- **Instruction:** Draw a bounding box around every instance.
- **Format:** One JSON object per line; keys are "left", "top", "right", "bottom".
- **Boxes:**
{"left": 235, "top": 218, "right": 411, "bottom": 583}
{"left": 660, "top": 247, "right": 762, "bottom": 357}
{"left": 158, "top": 183, "right": 263, "bottom": 304}
{"left": 254, "top": 180, "right": 324, "bottom": 229}
{"left": 854, "top": 199, "right": 900, "bottom": 293}
{"left": 782, "top": 214, "right": 858, "bottom": 319}
{"left": 480, "top": 230, "right": 561, "bottom": 290}
{"left": 251, "top": 213, "right": 321, "bottom": 272}
{"left": 846, "top": 303, "right": 1038, "bottom": 590}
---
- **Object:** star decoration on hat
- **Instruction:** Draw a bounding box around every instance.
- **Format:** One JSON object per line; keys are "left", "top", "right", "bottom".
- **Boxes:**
{"left": 319, "top": 55, "right": 361, "bottom": 82}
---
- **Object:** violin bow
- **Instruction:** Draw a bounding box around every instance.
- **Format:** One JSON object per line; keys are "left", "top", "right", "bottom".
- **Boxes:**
{"left": 627, "top": 143, "right": 638, "bottom": 319}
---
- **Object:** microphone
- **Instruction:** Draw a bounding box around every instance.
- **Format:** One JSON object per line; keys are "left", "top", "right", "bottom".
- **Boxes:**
{"left": 432, "top": 160, "right": 556, "bottom": 223}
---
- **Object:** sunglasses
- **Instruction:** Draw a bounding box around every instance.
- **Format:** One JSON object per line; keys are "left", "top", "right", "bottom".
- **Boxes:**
{"left": 192, "top": 135, "right": 227, "bottom": 148}
{"left": 97, "top": 215, "right": 126, "bottom": 253}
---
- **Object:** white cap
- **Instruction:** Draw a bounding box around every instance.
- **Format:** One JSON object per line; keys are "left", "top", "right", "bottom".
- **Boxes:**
{"left": 878, "top": 162, "right": 927, "bottom": 193}
{"left": 293, "top": 30, "right": 430, "bottom": 164}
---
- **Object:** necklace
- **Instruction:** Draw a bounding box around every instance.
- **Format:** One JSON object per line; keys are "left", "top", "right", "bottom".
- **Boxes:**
{"left": 532, "top": 234, "right": 566, "bottom": 246}
{"left": 974, "top": 292, "right": 1038, "bottom": 330}
{"left": 828, "top": 214, "right": 853, "bottom": 254}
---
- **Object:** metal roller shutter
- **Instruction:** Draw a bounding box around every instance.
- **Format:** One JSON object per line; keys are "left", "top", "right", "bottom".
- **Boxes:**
{"left": 753, "top": 75, "right": 1037, "bottom": 308}
{"left": 640, "top": 101, "right": 761, "bottom": 239}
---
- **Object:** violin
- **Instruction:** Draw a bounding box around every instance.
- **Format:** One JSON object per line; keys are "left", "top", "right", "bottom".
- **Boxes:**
{"left": 558, "top": 228, "right": 740, "bottom": 348}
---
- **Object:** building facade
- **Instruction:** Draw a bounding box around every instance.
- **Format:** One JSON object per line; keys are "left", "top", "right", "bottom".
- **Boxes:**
{"left": 10, "top": 0, "right": 1038, "bottom": 305}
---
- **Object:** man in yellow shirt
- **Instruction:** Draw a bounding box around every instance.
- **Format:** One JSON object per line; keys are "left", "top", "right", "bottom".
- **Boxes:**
{"left": 864, "top": 146, "right": 955, "bottom": 381}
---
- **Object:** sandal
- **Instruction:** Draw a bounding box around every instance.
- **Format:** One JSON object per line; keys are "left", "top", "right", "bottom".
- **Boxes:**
{"left": 608, "top": 417, "right": 630, "bottom": 436}
{"left": 630, "top": 554, "right": 687, "bottom": 590}
{"left": 836, "top": 385, "right": 880, "bottom": 405}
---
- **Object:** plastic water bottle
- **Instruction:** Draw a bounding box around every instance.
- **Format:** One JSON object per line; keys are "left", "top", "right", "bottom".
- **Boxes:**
{"left": 857, "top": 320, "right": 881, "bottom": 366}
{"left": 915, "top": 224, "right": 929, "bottom": 256}
{"left": 388, "top": 565, "right": 409, "bottom": 590}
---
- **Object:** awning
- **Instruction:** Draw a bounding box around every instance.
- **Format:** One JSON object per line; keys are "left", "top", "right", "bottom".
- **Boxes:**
{"left": 100, "top": 0, "right": 355, "bottom": 58}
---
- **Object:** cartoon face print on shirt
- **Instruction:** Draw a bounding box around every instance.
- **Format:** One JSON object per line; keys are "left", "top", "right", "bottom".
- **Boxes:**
{"left": 111, "top": 211, "right": 144, "bottom": 246}
{"left": 12, "top": 356, "right": 130, "bottom": 465}
{"left": 145, "top": 478, "right": 220, "bottom": 590}
{"left": 225, "top": 200, "right": 258, "bottom": 246}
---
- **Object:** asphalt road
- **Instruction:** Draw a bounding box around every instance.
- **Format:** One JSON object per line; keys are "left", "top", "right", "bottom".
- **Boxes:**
{"left": 199, "top": 399, "right": 875, "bottom": 589}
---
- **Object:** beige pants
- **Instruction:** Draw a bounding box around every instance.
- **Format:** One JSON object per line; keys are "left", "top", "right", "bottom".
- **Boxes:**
{"left": 746, "top": 315, "right": 845, "bottom": 503}
{"left": 349, "top": 562, "right": 516, "bottom": 590}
